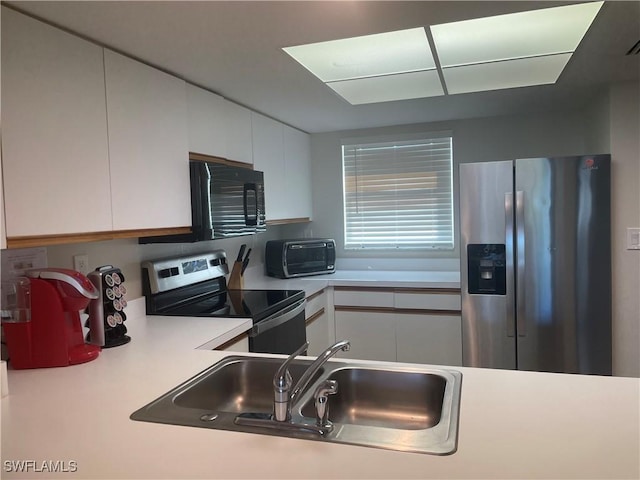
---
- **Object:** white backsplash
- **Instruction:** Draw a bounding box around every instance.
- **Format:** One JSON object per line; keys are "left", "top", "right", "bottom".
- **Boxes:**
{"left": 335, "top": 257, "right": 460, "bottom": 272}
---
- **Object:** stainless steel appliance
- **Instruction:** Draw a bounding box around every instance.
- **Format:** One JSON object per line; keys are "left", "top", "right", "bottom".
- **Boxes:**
{"left": 140, "top": 157, "right": 266, "bottom": 243}
{"left": 459, "top": 155, "right": 611, "bottom": 375}
{"left": 142, "top": 251, "right": 307, "bottom": 355}
{"left": 265, "top": 239, "right": 336, "bottom": 278}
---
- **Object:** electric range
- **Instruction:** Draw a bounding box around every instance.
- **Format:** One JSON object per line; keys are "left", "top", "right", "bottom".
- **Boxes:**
{"left": 141, "top": 250, "right": 307, "bottom": 354}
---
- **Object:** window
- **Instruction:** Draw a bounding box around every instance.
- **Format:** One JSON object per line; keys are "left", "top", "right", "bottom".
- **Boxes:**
{"left": 342, "top": 134, "right": 454, "bottom": 250}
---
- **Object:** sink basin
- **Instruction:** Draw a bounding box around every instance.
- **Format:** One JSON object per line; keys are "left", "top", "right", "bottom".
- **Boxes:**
{"left": 299, "top": 367, "right": 446, "bottom": 430}
{"left": 173, "top": 357, "right": 323, "bottom": 414}
{"left": 131, "top": 355, "right": 462, "bottom": 455}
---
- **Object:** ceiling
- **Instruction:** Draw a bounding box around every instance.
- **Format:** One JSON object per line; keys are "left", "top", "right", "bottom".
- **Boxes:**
{"left": 6, "top": 1, "right": 639, "bottom": 133}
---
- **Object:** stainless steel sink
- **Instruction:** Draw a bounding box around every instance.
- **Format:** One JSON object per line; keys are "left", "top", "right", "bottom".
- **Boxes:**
{"left": 173, "top": 357, "right": 324, "bottom": 414}
{"left": 299, "top": 367, "right": 447, "bottom": 430}
{"left": 131, "top": 355, "right": 462, "bottom": 455}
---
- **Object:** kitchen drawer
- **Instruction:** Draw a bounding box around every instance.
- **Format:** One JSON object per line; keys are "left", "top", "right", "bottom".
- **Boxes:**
{"left": 305, "top": 288, "right": 327, "bottom": 318}
{"left": 333, "top": 288, "right": 394, "bottom": 308}
{"left": 394, "top": 289, "right": 461, "bottom": 311}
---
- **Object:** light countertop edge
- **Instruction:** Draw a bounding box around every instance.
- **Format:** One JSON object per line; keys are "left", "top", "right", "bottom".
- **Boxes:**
{"left": 243, "top": 268, "right": 462, "bottom": 297}
{"left": 1, "top": 297, "right": 639, "bottom": 479}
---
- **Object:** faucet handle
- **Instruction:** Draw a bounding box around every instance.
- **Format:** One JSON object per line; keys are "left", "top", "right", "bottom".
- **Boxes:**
{"left": 314, "top": 379, "right": 338, "bottom": 430}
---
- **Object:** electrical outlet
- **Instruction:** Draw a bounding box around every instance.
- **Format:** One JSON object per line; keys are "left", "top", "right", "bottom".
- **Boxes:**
{"left": 73, "top": 254, "right": 90, "bottom": 275}
{"left": 628, "top": 228, "right": 640, "bottom": 250}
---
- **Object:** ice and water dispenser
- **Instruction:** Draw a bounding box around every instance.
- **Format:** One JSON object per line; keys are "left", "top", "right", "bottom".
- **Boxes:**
{"left": 467, "top": 244, "right": 506, "bottom": 295}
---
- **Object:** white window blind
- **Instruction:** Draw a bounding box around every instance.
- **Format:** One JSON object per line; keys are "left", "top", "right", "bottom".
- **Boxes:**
{"left": 342, "top": 135, "right": 454, "bottom": 250}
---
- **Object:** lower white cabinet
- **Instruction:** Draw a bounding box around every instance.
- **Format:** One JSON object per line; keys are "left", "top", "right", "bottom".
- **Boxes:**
{"left": 334, "top": 311, "right": 396, "bottom": 362}
{"left": 332, "top": 287, "right": 463, "bottom": 366}
{"left": 395, "top": 313, "right": 462, "bottom": 365}
{"left": 305, "top": 288, "right": 332, "bottom": 356}
{"left": 334, "top": 310, "right": 462, "bottom": 366}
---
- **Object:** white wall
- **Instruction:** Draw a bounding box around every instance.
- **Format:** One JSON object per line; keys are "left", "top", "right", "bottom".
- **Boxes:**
{"left": 42, "top": 223, "right": 307, "bottom": 299}
{"left": 310, "top": 108, "right": 591, "bottom": 263}
{"left": 608, "top": 81, "right": 640, "bottom": 378}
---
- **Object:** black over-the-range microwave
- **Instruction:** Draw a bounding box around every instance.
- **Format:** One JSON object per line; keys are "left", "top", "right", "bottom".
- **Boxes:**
{"left": 140, "top": 158, "right": 266, "bottom": 243}
{"left": 265, "top": 239, "right": 336, "bottom": 278}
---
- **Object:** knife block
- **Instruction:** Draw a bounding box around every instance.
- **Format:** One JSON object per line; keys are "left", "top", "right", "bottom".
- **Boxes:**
{"left": 227, "top": 261, "right": 244, "bottom": 290}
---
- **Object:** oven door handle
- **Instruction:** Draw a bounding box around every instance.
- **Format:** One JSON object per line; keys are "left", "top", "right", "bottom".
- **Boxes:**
{"left": 249, "top": 299, "right": 306, "bottom": 337}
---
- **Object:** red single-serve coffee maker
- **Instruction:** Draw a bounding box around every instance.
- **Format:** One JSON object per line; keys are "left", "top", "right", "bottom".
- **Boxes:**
{"left": 3, "top": 268, "right": 101, "bottom": 369}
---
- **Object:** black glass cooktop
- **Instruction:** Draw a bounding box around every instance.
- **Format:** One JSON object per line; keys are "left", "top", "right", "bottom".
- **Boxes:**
{"left": 162, "top": 289, "right": 305, "bottom": 322}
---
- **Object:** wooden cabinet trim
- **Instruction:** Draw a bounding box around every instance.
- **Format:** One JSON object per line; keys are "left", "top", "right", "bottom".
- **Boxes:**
{"left": 265, "top": 217, "right": 311, "bottom": 226}
{"left": 305, "top": 308, "right": 325, "bottom": 326}
{"left": 189, "top": 152, "right": 253, "bottom": 170}
{"left": 334, "top": 286, "right": 460, "bottom": 294}
{"left": 6, "top": 226, "right": 192, "bottom": 249}
{"left": 306, "top": 288, "right": 327, "bottom": 302}
{"left": 334, "top": 305, "right": 461, "bottom": 316}
{"left": 214, "top": 332, "right": 249, "bottom": 351}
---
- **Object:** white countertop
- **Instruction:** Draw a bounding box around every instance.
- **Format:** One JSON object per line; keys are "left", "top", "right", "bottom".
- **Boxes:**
{"left": 2, "top": 297, "right": 639, "bottom": 479}
{"left": 244, "top": 268, "right": 461, "bottom": 298}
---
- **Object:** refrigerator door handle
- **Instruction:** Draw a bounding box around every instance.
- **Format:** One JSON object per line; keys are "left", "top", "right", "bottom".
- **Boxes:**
{"left": 515, "top": 190, "right": 526, "bottom": 337}
{"left": 505, "top": 192, "right": 515, "bottom": 338}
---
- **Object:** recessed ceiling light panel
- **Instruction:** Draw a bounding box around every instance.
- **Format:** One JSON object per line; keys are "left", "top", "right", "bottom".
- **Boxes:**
{"left": 443, "top": 53, "right": 572, "bottom": 95}
{"left": 327, "top": 70, "right": 444, "bottom": 105}
{"left": 431, "top": 1, "right": 604, "bottom": 67}
{"left": 283, "top": 27, "right": 436, "bottom": 82}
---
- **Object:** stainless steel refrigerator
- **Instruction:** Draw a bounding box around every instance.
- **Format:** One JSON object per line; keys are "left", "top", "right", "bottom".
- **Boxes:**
{"left": 459, "top": 155, "right": 611, "bottom": 375}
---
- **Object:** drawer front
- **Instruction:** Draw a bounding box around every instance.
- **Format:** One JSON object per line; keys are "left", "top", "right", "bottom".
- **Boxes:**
{"left": 394, "top": 291, "right": 461, "bottom": 311}
{"left": 333, "top": 288, "right": 394, "bottom": 308}
{"left": 305, "top": 289, "right": 327, "bottom": 318}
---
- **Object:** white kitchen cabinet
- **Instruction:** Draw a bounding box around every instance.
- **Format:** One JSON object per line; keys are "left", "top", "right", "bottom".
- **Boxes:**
{"left": 334, "top": 288, "right": 395, "bottom": 308}
{"left": 305, "top": 288, "right": 333, "bottom": 355}
{"left": 283, "top": 125, "right": 312, "bottom": 220}
{"left": 186, "top": 84, "right": 227, "bottom": 158}
{"left": 334, "top": 311, "right": 396, "bottom": 362}
{"left": 332, "top": 286, "right": 462, "bottom": 365}
{"left": 216, "top": 333, "right": 249, "bottom": 353}
{"left": 252, "top": 112, "right": 287, "bottom": 220}
{"left": 104, "top": 50, "right": 191, "bottom": 231}
{"left": 252, "top": 112, "right": 313, "bottom": 223}
{"left": 0, "top": 152, "right": 6, "bottom": 249}
{"left": 1, "top": 8, "right": 113, "bottom": 237}
{"left": 396, "top": 313, "right": 462, "bottom": 366}
{"left": 225, "top": 101, "right": 253, "bottom": 164}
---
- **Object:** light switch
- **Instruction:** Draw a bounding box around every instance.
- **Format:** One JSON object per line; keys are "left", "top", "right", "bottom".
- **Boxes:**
{"left": 627, "top": 228, "right": 640, "bottom": 250}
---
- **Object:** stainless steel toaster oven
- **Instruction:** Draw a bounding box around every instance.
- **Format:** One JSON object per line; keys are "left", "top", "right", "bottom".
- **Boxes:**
{"left": 265, "top": 239, "right": 336, "bottom": 278}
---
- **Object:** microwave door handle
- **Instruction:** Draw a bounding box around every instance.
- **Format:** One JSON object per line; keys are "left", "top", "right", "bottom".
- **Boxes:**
{"left": 243, "top": 183, "right": 258, "bottom": 226}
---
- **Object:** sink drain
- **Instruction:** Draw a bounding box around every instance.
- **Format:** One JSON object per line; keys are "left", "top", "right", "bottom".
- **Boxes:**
{"left": 200, "top": 413, "right": 218, "bottom": 422}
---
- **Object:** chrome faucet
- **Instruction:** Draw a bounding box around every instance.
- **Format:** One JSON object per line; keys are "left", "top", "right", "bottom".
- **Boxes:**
{"left": 273, "top": 340, "right": 351, "bottom": 423}
{"left": 235, "top": 340, "right": 350, "bottom": 435}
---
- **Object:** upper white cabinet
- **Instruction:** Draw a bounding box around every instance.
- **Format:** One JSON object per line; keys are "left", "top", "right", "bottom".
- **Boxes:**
{"left": 186, "top": 84, "right": 227, "bottom": 158}
{"left": 185, "top": 84, "right": 253, "bottom": 164}
{"left": 104, "top": 50, "right": 191, "bottom": 231}
{"left": 224, "top": 101, "right": 254, "bottom": 164}
{"left": 283, "top": 125, "right": 312, "bottom": 220}
{"left": 1, "top": 8, "right": 113, "bottom": 237}
{"left": 252, "top": 112, "right": 312, "bottom": 222}
{"left": 252, "top": 113, "right": 286, "bottom": 219}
